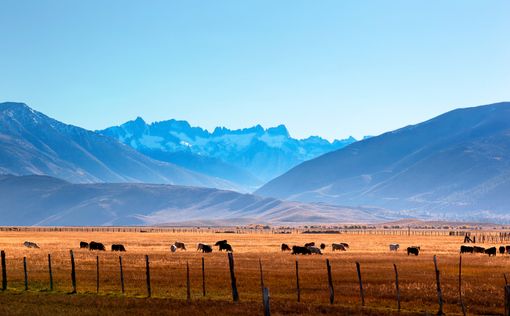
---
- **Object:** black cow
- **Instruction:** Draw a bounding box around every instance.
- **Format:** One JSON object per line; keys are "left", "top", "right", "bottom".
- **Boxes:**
{"left": 340, "top": 242, "right": 350, "bottom": 249}
{"left": 499, "top": 246, "right": 506, "bottom": 255}
{"left": 320, "top": 243, "right": 326, "bottom": 250}
{"left": 304, "top": 242, "right": 315, "bottom": 248}
{"left": 332, "top": 243, "right": 346, "bottom": 251}
{"left": 219, "top": 243, "right": 233, "bottom": 252}
{"left": 201, "top": 244, "right": 213, "bottom": 253}
{"left": 485, "top": 247, "right": 497, "bottom": 257}
{"left": 111, "top": 244, "right": 126, "bottom": 252}
{"left": 281, "top": 243, "right": 291, "bottom": 251}
{"left": 407, "top": 247, "right": 420, "bottom": 256}
{"left": 197, "top": 243, "right": 211, "bottom": 252}
{"left": 506, "top": 245, "right": 510, "bottom": 254}
{"left": 89, "top": 241, "right": 106, "bottom": 251}
{"left": 80, "top": 241, "right": 89, "bottom": 249}
{"left": 215, "top": 240, "right": 228, "bottom": 246}
{"left": 460, "top": 245, "right": 474, "bottom": 254}
{"left": 308, "top": 246, "right": 322, "bottom": 255}
{"left": 292, "top": 246, "right": 311, "bottom": 255}
{"left": 473, "top": 246, "right": 485, "bottom": 254}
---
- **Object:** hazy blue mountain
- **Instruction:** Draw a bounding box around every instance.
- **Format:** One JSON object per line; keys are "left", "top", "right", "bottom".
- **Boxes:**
{"left": 256, "top": 102, "right": 510, "bottom": 222}
{"left": 0, "top": 174, "right": 389, "bottom": 226}
{"left": 0, "top": 102, "right": 235, "bottom": 190}
{"left": 99, "top": 118, "right": 357, "bottom": 188}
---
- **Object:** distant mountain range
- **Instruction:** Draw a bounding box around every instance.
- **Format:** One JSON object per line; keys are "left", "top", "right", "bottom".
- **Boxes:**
{"left": 0, "top": 102, "right": 234, "bottom": 190}
{"left": 257, "top": 102, "right": 510, "bottom": 222}
{"left": 99, "top": 118, "right": 358, "bottom": 189}
{"left": 3, "top": 100, "right": 510, "bottom": 224}
{"left": 0, "top": 174, "right": 389, "bottom": 226}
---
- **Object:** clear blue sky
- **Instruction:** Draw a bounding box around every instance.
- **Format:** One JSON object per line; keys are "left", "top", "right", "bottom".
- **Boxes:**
{"left": 1, "top": 1, "right": 509, "bottom": 140}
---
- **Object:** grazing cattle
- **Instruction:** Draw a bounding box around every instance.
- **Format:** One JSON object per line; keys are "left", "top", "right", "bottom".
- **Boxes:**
{"left": 111, "top": 244, "right": 126, "bottom": 252}
{"left": 174, "top": 241, "right": 186, "bottom": 251}
{"left": 197, "top": 243, "right": 213, "bottom": 253}
{"left": 389, "top": 243, "right": 400, "bottom": 251}
{"left": 170, "top": 245, "right": 177, "bottom": 252}
{"left": 320, "top": 243, "right": 326, "bottom": 250}
{"left": 460, "top": 245, "right": 474, "bottom": 254}
{"left": 201, "top": 244, "right": 213, "bottom": 253}
{"left": 219, "top": 243, "right": 233, "bottom": 252}
{"left": 407, "top": 247, "right": 420, "bottom": 256}
{"left": 308, "top": 246, "right": 322, "bottom": 255}
{"left": 80, "top": 241, "right": 89, "bottom": 249}
{"left": 332, "top": 243, "right": 347, "bottom": 251}
{"left": 292, "top": 246, "right": 312, "bottom": 255}
{"left": 340, "top": 242, "right": 350, "bottom": 249}
{"left": 304, "top": 242, "right": 315, "bottom": 248}
{"left": 499, "top": 246, "right": 506, "bottom": 255}
{"left": 506, "top": 245, "right": 510, "bottom": 254}
{"left": 215, "top": 240, "right": 228, "bottom": 246}
{"left": 24, "top": 241, "right": 40, "bottom": 249}
{"left": 485, "top": 247, "right": 497, "bottom": 257}
{"left": 281, "top": 243, "right": 291, "bottom": 251}
{"left": 473, "top": 246, "right": 485, "bottom": 254}
{"left": 89, "top": 241, "right": 106, "bottom": 251}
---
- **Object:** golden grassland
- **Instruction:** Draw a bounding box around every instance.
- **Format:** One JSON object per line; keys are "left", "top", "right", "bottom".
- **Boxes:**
{"left": 0, "top": 230, "right": 509, "bottom": 315}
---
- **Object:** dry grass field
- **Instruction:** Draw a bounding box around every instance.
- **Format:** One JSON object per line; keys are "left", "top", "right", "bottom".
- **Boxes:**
{"left": 0, "top": 230, "right": 509, "bottom": 315}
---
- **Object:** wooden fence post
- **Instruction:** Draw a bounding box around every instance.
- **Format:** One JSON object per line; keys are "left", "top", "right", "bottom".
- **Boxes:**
{"left": 48, "top": 254, "right": 53, "bottom": 291}
{"left": 202, "top": 257, "right": 206, "bottom": 297}
{"left": 145, "top": 255, "right": 151, "bottom": 298}
{"left": 70, "top": 250, "right": 76, "bottom": 294}
{"left": 227, "top": 252, "right": 239, "bottom": 302}
{"left": 23, "top": 257, "right": 28, "bottom": 291}
{"left": 326, "top": 259, "right": 334, "bottom": 304}
{"left": 96, "top": 256, "right": 100, "bottom": 294}
{"left": 459, "top": 256, "right": 466, "bottom": 316}
{"left": 356, "top": 262, "right": 365, "bottom": 306}
{"left": 394, "top": 264, "right": 401, "bottom": 312}
{"left": 295, "top": 260, "right": 301, "bottom": 302}
{"left": 186, "top": 261, "right": 191, "bottom": 303}
{"left": 505, "top": 285, "right": 510, "bottom": 316}
{"left": 263, "top": 287, "right": 271, "bottom": 316}
{"left": 119, "top": 256, "right": 125, "bottom": 294}
{"left": 1, "top": 250, "right": 6, "bottom": 291}
{"left": 259, "top": 258, "right": 265, "bottom": 298}
{"left": 433, "top": 255, "right": 444, "bottom": 315}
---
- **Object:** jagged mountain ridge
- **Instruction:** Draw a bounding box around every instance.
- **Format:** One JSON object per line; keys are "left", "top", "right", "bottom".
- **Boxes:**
{"left": 99, "top": 117, "right": 357, "bottom": 188}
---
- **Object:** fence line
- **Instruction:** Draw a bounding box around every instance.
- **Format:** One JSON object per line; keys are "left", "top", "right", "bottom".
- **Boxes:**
{"left": 2, "top": 226, "right": 510, "bottom": 237}
{"left": 0, "top": 250, "right": 508, "bottom": 315}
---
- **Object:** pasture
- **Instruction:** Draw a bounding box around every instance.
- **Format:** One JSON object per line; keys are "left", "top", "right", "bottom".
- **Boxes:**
{"left": 0, "top": 229, "right": 509, "bottom": 315}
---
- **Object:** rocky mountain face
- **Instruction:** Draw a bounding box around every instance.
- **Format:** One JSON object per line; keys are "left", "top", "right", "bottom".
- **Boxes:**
{"left": 99, "top": 118, "right": 357, "bottom": 190}
{"left": 257, "top": 102, "right": 510, "bottom": 223}
{"left": 0, "top": 102, "right": 235, "bottom": 190}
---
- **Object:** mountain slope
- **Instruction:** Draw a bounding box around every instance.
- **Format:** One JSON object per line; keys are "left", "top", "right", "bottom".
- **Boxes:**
{"left": 0, "top": 174, "right": 388, "bottom": 226}
{"left": 99, "top": 118, "right": 357, "bottom": 187}
{"left": 0, "top": 102, "right": 234, "bottom": 190}
{"left": 257, "top": 102, "right": 510, "bottom": 220}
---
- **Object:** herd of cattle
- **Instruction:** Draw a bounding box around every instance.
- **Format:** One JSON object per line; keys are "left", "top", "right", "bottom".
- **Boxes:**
{"left": 22, "top": 240, "right": 234, "bottom": 253}
{"left": 460, "top": 245, "right": 510, "bottom": 256}
{"left": 282, "top": 242, "right": 422, "bottom": 256}
{"left": 281, "top": 242, "right": 350, "bottom": 255}
{"left": 21, "top": 240, "right": 510, "bottom": 257}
